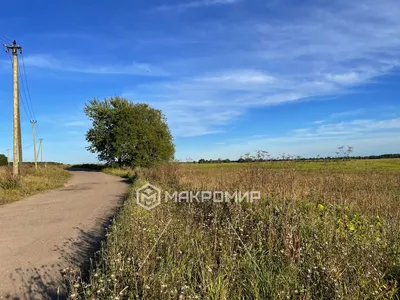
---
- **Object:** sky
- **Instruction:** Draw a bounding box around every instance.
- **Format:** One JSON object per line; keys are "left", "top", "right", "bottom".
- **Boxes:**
{"left": 0, "top": 0, "right": 399, "bottom": 163}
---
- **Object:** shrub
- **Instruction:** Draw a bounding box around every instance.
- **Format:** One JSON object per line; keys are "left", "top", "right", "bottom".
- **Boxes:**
{"left": 0, "top": 154, "right": 8, "bottom": 166}
{"left": 0, "top": 168, "right": 20, "bottom": 189}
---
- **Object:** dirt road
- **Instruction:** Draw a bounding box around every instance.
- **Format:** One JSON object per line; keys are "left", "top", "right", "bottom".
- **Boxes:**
{"left": 0, "top": 170, "right": 129, "bottom": 299}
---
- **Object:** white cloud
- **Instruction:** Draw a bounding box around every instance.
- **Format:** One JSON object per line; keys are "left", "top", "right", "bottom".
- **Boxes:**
{"left": 329, "top": 109, "right": 365, "bottom": 119}
{"left": 156, "top": 0, "right": 242, "bottom": 11}
{"left": 325, "top": 72, "right": 364, "bottom": 85}
{"left": 198, "top": 70, "right": 275, "bottom": 84}
{"left": 316, "top": 118, "right": 400, "bottom": 135}
{"left": 291, "top": 118, "right": 400, "bottom": 138}
{"left": 22, "top": 54, "right": 168, "bottom": 76}
{"left": 64, "top": 121, "right": 88, "bottom": 127}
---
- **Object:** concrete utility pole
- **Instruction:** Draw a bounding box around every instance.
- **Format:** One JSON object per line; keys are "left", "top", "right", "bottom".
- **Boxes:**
{"left": 18, "top": 110, "right": 23, "bottom": 167}
{"left": 38, "top": 139, "right": 43, "bottom": 164}
{"left": 31, "top": 120, "right": 37, "bottom": 169}
{"left": 6, "top": 41, "right": 22, "bottom": 176}
{"left": 6, "top": 149, "right": 10, "bottom": 166}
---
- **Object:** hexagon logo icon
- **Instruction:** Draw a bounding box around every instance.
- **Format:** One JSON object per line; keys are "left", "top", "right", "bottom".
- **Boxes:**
{"left": 136, "top": 183, "right": 161, "bottom": 210}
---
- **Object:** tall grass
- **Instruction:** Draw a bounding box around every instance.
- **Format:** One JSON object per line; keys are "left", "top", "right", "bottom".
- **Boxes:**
{"left": 69, "top": 161, "right": 400, "bottom": 299}
{"left": 0, "top": 165, "right": 71, "bottom": 205}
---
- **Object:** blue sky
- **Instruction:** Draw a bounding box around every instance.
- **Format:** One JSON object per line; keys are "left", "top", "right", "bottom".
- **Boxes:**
{"left": 0, "top": 0, "right": 399, "bottom": 163}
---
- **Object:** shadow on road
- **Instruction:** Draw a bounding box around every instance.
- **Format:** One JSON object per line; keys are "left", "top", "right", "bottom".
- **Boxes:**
{"left": 3, "top": 193, "right": 127, "bottom": 300}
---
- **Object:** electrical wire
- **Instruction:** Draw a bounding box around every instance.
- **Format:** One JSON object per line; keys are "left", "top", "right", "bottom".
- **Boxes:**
{"left": 0, "top": 32, "right": 11, "bottom": 44}
{"left": 20, "top": 54, "right": 36, "bottom": 120}
{"left": 19, "top": 53, "right": 40, "bottom": 138}
{"left": 18, "top": 64, "right": 35, "bottom": 121}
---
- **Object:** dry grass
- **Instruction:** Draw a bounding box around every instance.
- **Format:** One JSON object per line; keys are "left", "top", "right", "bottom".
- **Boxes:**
{"left": 0, "top": 165, "right": 71, "bottom": 205}
{"left": 68, "top": 160, "right": 400, "bottom": 299}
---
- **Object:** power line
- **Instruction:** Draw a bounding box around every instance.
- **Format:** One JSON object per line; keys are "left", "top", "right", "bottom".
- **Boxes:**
{"left": 18, "top": 64, "right": 34, "bottom": 120}
{"left": 19, "top": 52, "right": 40, "bottom": 138}
{"left": 0, "top": 32, "right": 12, "bottom": 44}
{"left": 0, "top": 36, "right": 10, "bottom": 45}
{"left": 20, "top": 53, "right": 35, "bottom": 120}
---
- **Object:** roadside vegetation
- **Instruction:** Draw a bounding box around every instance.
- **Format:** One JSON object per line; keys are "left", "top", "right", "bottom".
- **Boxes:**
{"left": 0, "top": 165, "right": 71, "bottom": 205}
{"left": 68, "top": 159, "right": 400, "bottom": 299}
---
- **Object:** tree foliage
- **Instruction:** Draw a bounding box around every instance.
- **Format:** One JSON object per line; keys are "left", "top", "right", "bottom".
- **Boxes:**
{"left": 0, "top": 154, "right": 7, "bottom": 166}
{"left": 85, "top": 97, "right": 175, "bottom": 167}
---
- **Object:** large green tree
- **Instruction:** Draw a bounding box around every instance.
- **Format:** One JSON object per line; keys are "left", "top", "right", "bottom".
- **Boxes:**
{"left": 85, "top": 97, "right": 175, "bottom": 167}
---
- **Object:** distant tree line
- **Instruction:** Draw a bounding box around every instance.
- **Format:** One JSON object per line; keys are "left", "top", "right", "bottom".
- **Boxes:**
{"left": 194, "top": 153, "right": 400, "bottom": 164}
{"left": 198, "top": 158, "right": 231, "bottom": 164}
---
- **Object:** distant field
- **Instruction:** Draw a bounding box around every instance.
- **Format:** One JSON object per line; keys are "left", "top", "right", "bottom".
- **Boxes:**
{"left": 183, "top": 158, "right": 400, "bottom": 173}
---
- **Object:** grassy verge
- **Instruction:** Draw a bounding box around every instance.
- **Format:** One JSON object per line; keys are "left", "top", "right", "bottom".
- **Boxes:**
{"left": 68, "top": 162, "right": 400, "bottom": 299}
{"left": 0, "top": 165, "right": 72, "bottom": 205}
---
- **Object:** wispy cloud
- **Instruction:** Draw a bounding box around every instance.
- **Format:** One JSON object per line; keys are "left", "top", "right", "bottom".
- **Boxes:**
{"left": 294, "top": 118, "right": 400, "bottom": 137}
{"left": 316, "top": 118, "right": 400, "bottom": 135}
{"left": 22, "top": 54, "right": 168, "bottom": 76}
{"left": 197, "top": 70, "right": 275, "bottom": 84}
{"left": 313, "top": 109, "right": 366, "bottom": 125}
{"left": 156, "top": 0, "right": 242, "bottom": 11}
{"left": 329, "top": 109, "right": 366, "bottom": 119}
{"left": 125, "top": 0, "right": 400, "bottom": 137}
{"left": 64, "top": 121, "right": 89, "bottom": 127}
